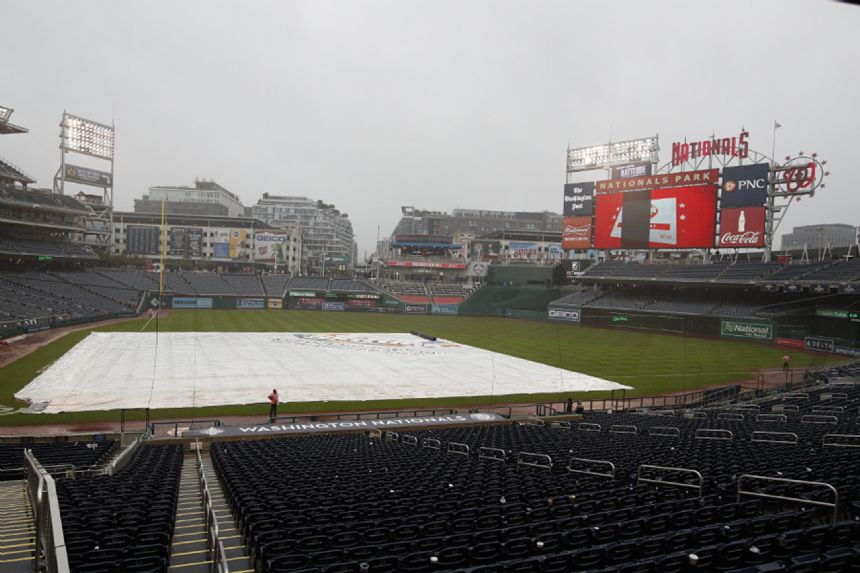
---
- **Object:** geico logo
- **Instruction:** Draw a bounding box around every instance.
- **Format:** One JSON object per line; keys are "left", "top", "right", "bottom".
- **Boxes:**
{"left": 738, "top": 178, "right": 766, "bottom": 190}
{"left": 549, "top": 310, "right": 579, "bottom": 320}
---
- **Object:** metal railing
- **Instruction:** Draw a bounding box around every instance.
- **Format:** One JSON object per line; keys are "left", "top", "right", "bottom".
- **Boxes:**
{"left": 577, "top": 423, "right": 601, "bottom": 432}
{"left": 647, "top": 426, "right": 680, "bottom": 437}
{"left": 195, "top": 442, "right": 229, "bottom": 573}
{"left": 609, "top": 425, "right": 638, "bottom": 434}
{"left": 737, "top": 474, "right": 839, "bottom": 524}
{"left": 422, "top": 438, "right": 441, "bottom": 450}
{"left": 751, "top": 431, "right": 798, "bottom": 445}
{"left": 822, "top": 434, "right": 860, "bottom": 448}
{"left": 568, "top": 457, "right": 616, "bottom": 478}
{"left": 801, "top": 415, "right": 839, "bottom": 425}
{"left": 109, "top": 436, "right": 142, "bottom": 476}
{"left": 755, "top": 413, "right": 788, "bottom": 423}
{"left": 695, "top": 428, "right": 733, "bottom": 440}
{"left": 447, "top": 442, "right": 470, "bottom": 456}
{"left": 637, "top": 464, "right": 704, "bottom": 497}
{"left": 517, "top": 452, "right": 553, "bottom": 470}
{"left": 148, "top": 419, "right": 223, "bottom": 438}
{"left": 25, "top": 449, "right": 70, "bottom": 573}
{"left": 478, "top": 447, "right": 507, "bottom": 461}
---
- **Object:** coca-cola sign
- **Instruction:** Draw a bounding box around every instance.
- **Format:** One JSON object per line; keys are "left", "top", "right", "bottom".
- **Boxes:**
{"left": 562, "top": 216, "right": 592, "bottom": 250}
{"left": 719, "top": 207, "right": 765, "bottom": 248}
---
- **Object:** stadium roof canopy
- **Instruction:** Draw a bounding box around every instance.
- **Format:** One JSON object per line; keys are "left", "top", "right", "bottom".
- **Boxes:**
{"left": 0, "top": 122, "right": 27, "bottom": 135}
{"left": 0, "top": 158, "right": 36, "bottom": 185}
{"left": 478, "top": 229, "right": 563, "bottom": 242}
{"left": 114, "top": 211, "right": 276, "bottom": 229}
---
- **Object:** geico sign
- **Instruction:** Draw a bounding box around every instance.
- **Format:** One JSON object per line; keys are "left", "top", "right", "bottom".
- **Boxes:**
{"left": 549, "top": 309, "right": 580, "bottom": 321}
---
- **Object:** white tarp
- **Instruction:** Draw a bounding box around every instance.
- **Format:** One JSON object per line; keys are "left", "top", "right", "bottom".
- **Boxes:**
{"left": 15, "top": 332, "right": 631, "bottom": 413}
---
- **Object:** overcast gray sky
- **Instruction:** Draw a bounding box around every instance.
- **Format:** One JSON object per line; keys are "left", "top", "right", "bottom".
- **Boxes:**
{"left": 2, "top": 0, "right": 858, "bottom": 257}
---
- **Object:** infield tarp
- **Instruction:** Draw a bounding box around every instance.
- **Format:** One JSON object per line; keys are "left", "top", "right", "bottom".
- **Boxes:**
{"left": 16, "top": 332, "right": 631, "bottom": 413}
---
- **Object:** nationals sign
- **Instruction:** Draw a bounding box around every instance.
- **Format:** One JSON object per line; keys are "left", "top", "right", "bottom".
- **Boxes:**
{"left": 719, "top": 207, "right": 765, "bottom": 248}
{"left": 596, "top": 169, "right": 718, "bottom": 193}
{"left": 562, "top": 216, "right": 592, "bottom": 250}
{"left": 671, "top": 130, "right": 750, "bottom": 167}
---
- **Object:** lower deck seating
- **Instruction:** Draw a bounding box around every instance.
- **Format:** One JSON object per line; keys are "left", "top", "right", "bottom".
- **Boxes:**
{"left": 0, "top": 440, "right": 116, "bottom": 480}
{"left": 56, "top": 444, "right": 182, "bottom": 572}
{"left": 211, "top": 415, "right": 860, "bottom": 573}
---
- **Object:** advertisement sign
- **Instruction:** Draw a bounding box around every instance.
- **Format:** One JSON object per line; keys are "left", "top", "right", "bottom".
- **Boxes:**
{"left": 468, "top": 262, "right": 489, "bottom": 277}
{"left": 431, "top": 304, "right": 460, "bottom": 315}
{"left": 718, "top": 207, "right": 766, "bottom": 248}
{"left": 64, "top": 164, "right": 112, "bottom": 187}
{"left": 563, "top": 182, "right": 595, "bottom": 216}
{"left": 385, "top": 261, "right": 466, "bottom": 269}
{"left": 168, "top": 227, "right": 203, "bottom": 258}
{"left": 172, "top": 297, "right": 213, "bottom": 309}
{"left": 347, "top": 299, "right": 377, "bottom": 309}
{"left": 720, "top": 320, "right": 773, "bottom": 340}
{"left": 596, "top": 169, "right": 719, "bottom": 193}
{"left": 404, "top": 304, "right": 428, "bottom": 314}
{"left": 548, "top": 306, "right": 581, "bottom": 322}
{"left": 508, "top": 242, "right": 540, "bottom": 258}
{"left": 213, "top": 243, "right": 230, "bottom": 258}
{"left": 834, "top": 346, "right": 860, "bottom": 358}
{"left": 296, "top": 297, "right": 324, "bottom": 309}
{"left": 267, "top": 298, "right": 283, "bottom": 309}
{"left": 289, "top": 291, "right": 319, "bottom": 297}
{"left": 471, "top": 240, "right": 502, "bottom": 260}
{"left": 322, "top": 302, "right": 346, "bottom": 311}
{"left": 126, "top": 226, "right": 161, "bottom": 255}
{"left": 229, "top": 229, "right": 249, "bottom": 258}
{"left": 547, "top": 243, "right": 563, "bottom": 259}
{"left": 237, "top": 298, "right": 265, "bottom": 309}
{"left": 562, "top": 216, "right": 593, "bottom": 250}
{"left": 169, "top": 227, "right": 187, "bottom": 257}
{"left": 804, "top": 337, "right": 835, "bottom": 353}
{"left": 776, "top": 337, "right": 805, "bottom": 349}
{"left": 184, "top": 412, "right": 506, "bottom": 438}
{"left": 187, "top": 228, "right": 203, "bottom": 258}
{"left": 611, "top": 161, "right": 652, "bottom": 180}
{"left": 594, "top": 185, "right": 717, "bottom": 249}
{"left": 816, "top": 309, "right": 860, "bottom": 319}
{"left": 720, "top": 163, "right": 769, "bottom": 208}
{"left": 254, "top": 232, "right": 288, "bottom": 263}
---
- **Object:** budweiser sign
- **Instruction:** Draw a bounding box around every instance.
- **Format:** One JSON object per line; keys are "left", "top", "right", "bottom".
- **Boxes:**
{"left": 562, "top": 216, "right": 592, "bottom": 250}
{"left": 719, "top": 207, "right": 765, "bottom": 248}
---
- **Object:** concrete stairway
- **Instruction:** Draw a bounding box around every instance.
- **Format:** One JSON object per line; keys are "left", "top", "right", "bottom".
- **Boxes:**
{"left": 0, "top": 480, "right": 34, "bottom": 573}
{"left": 168, "top": 452, "right": 251, "bottom": 573}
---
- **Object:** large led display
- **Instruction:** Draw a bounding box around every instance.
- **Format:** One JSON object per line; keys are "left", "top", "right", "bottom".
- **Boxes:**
{"left": 594, "top": 185, "right": 717, "bottom": 249}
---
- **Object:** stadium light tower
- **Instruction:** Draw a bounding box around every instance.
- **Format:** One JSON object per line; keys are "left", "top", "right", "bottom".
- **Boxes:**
{"left": 566, "top": 136, "right": 659, "bottom": 175}
{"left": 55, "top": 111, "right": 116, "bottom": 248}
{"left": 0, "top": 104, "right": 13, "bottom": 124}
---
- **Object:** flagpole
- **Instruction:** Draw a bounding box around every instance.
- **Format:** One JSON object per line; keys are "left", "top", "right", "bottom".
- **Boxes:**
{"left": 771, "top": 121, "right": 781, "bottom": 162}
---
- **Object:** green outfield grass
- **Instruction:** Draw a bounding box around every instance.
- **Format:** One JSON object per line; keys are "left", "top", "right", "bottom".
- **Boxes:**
{"left": 0, "top": 310, "right": 834, "bottom": 426}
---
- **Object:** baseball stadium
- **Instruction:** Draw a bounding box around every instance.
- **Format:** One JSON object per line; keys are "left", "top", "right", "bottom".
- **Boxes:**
{"left": 2, "top": 5, "right": 860, "bottom": 572}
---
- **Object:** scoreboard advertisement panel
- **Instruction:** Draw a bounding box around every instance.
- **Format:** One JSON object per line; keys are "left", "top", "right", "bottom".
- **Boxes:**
{"left": 594, "top": 185, "right": 717, "bottom": 249}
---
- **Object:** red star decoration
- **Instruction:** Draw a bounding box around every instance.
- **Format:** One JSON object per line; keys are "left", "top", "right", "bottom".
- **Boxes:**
{"left": 812, "top": 153, "right": 818, "bottom": 158}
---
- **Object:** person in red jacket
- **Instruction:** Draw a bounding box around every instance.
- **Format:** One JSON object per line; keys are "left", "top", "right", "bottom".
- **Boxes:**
{"left": 268, "top": 388, "right": 279, "bottom": 421}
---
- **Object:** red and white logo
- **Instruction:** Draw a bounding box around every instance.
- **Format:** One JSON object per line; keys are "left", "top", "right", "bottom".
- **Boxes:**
{"left": 562, "top": 216, "right": 592, "bottom": 250}
{"left": 719, "top": 207, "right": 765, "bottom": 248}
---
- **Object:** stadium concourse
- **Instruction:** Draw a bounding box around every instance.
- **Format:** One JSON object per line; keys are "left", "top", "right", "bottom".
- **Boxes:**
{"left": 3, "top": 360, "right": 860, "bottom": 573}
